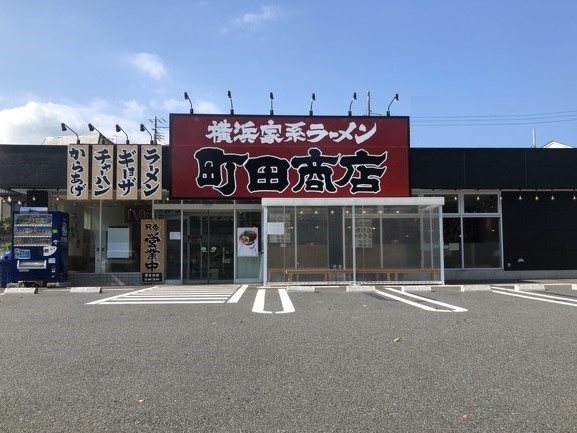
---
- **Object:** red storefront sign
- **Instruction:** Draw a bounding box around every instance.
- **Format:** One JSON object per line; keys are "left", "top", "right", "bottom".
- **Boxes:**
{"left": 170, "top": 114, "right": 409, "bottom": 198}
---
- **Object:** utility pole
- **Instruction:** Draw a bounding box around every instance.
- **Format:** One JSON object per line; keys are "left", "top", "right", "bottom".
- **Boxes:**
{"left": 367, "top": 91, "right": 371, "bottom": 116}
{"left": 154, "top": 117, "right": 158, "bottom": 145}
{"left": 149, "top": 116, "right": 168, "bottom": 145}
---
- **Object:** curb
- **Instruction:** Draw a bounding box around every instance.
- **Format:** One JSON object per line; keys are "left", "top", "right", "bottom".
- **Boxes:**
{"left": 433, "top": 285, "right": 462, "bottom": 292}
{"left": 401, "top": 285, "right": 431, "bottom": 293}
{"left": 514, "top": 284, "right": 545, "bottom": 292}
{"left": 462, "top": 285, "right": 492, "bottom": 292}
{"left": 286, "top": 286, "right": 317, "bottom": 293}
{"left": 346, "top": 285, "right": 375, "bottom": 293}
{"left": 70, "top": 286, "right": 102, "bottom": 294}
{"left": 4, "top": 287, "right": 39, "bottom": 295}
{"left": 543, "top": 283, "right": 577, "bottom": 291}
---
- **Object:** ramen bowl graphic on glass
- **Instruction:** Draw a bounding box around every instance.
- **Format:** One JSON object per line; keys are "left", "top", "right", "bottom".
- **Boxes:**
{"left": 239, "top": 230, "right": 257, "bottom": 246}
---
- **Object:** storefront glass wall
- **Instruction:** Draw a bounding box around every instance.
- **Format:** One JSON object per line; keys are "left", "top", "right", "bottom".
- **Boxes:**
{"left": 153, "top": 202, "right": 263, "bottom": 283}
{"left": 100, "top": 201, "right": 149, "bottom": 273}
{"left": 157, "top": 209, "right": 182, "bottom": 281}
{"left": 421, "top": 191, "right": 502, "bottom": 269}
{"left": 57, "top": 200, "right": 97, "bottom": 273}
{"left": 56, "top": 199, "right": 150, "bottom": 274}
{"left": 463, "top": 217, "right": 501, "bottom": 268}
{"left": 349, "top": 206, "right": 439, "bottom": 281}
{"left": 267, "top": 207, "right": 296, "bottom": 281}
{"left": 443, "top": 217, "right": 462, "bottom": 268}
{"left": 267, "top": 206, "right": 352, "bottom": 283}
{"left": 265, "top": 199, "right": 443, "bottom": 284}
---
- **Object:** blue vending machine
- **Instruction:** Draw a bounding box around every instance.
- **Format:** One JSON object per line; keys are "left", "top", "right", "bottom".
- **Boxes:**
{"left": 12, "top": 209, "right": 69, "bottom": 286}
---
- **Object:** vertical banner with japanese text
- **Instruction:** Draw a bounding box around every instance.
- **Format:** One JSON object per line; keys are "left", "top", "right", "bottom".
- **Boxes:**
{"left": 140, "top": 145, "right": 163, "bottom": 200}
{"left": 170, "top": 114, "right": 410, "bottom": 199}
{"left": 91, "top": 145, "right": 114, "bottom": 200}
{"left": 140, "top": 219, "right": 165, "bottom": 283}
{"left": 116, "top": 145, "right": 139, "bottom": 200}
{"left": 67, "top": 145, "right": 89, "bottom": 200}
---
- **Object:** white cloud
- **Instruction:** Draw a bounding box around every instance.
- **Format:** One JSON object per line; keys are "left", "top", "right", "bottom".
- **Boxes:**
{"left": 128, "top": 52, "right": 167, "bottom": 80}
{"left": 233, "top": 5, "right": 282, "bottom": 27}
{"left": 0, "top": 96, "right": 223, "bottom": 144}
{"left": 195, "top": 99, "right": 220, "bottom": 113}
{"left": 0, "top": 100, "right": 159, "bottom": 144}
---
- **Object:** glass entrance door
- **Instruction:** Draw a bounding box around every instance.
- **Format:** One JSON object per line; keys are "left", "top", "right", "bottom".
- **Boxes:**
{"left": 187, "top": 211, "right": 234, "bottom": 283}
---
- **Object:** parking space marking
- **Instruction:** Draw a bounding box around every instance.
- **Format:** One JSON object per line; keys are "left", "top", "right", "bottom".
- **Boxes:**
{"left": 87, "top": 285, "right": 239, "bottom": 305}
{"left": 252, "top": 288, "right": 295, "bottom": 314}
{"left": 87, "top": 287, "right": 152, "bottom": 305}
{"left": 277, "top": 289, "right": 295, "bottom": 314}
{"left": 373, "top": 287, "right": 467, "bottom": 312}
{"left": 227, "top": 285, "right": 248, "bottom": 303}
{"left": 252, "top": 289, "right": 272, "bottom": 314}
{"left": 491, "top": 286, "right": 577, "bottom": 307}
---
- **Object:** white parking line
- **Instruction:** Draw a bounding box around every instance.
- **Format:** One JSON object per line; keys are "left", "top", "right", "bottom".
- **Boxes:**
{"left": 113, "top": 296, "right": 230, "bottom": 300}
{"left": 227, "top": 285, "right": 248, "bottom": 303}
{"left": 87, "top": 287, "right": 153, "bottom": 305}
{"left": 277, "top": 289, "right": 295, "bottom": 314}
{"left": 87, "top": 285, "right": 239, "bottom": 305}
{"left": 373, "top": 287, "right": 467, "bottom": 312}
{"left": 252, "top": 289, "right": 272, "bottom": 314}
{"left": 492, "top": 286, "right": 577, "bottom": 307}
{"left": 252, "top": 288, "right": 296, "bottom": 314}
{"left": 99, "top": 300, "right": 226, "bottom": 304}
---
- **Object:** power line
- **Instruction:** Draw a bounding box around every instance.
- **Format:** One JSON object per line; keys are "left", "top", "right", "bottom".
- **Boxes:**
{"left": 412, "top": 116, "right": 577, "bottom": 127}
{"left": 413, "top": 109, "right": 577, "bottom": 120}
{"left": 148, "top": 116, "right": 168, "bottom": 144}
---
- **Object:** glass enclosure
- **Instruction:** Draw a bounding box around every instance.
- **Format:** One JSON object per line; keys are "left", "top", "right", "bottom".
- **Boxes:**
{"left": 264, "top": 198, "right": 443, "bottom": 284}
{"left": 53, "top": 194, "right": 445, "bottom": 284}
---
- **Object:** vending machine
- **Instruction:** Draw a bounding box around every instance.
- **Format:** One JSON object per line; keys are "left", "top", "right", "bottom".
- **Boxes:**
{"left": 12, "top": 209, "right": 69, "bottom": 286}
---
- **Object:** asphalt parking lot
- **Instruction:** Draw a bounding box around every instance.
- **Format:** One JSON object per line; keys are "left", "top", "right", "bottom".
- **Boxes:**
{"left": 1, "top": 285, "right": 576, "bottom": 432}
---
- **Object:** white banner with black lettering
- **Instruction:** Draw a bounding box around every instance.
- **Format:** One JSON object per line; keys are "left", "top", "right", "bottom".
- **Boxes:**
{"left": 115, "top": 145, "right": 139, "bottom": 200}
{"left": 67, "top": 145, "right": 89, "bottom": 200}
{"left": 140, "top": 145, "right": 162, "bottom": 200}
{"left": 91, "top": 145, "right": 114, "bottom": 200}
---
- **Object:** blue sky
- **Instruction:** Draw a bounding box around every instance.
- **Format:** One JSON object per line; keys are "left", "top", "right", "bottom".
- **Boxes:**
{"left": 1, "top": 0, "right": 577, "bottom": 147}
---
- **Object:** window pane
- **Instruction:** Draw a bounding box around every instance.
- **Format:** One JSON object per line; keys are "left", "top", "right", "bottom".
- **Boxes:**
{"left": 423, "top": 194, "right": 458, "bottom": 213}
{"left": 60, "top": 201, "right": 97, "bottom": 272}
{"left": 463, "top": 217, "right": 501, "bottom": 268}
{"left": 161, "top": 213, "right": 181, "bottom": 280}
{"left": 464, "top": 194, "right": 498, "bottom": 213}
{"left": 443, "top": 218, "right": 462, "bottom": 268}
{"left": 296, "top": 207, "right": 329, "bottom": 271}
{"left": 267, "top": 207, "right": 295, "bottom": 281}
{"left": 440, "top": 194, "right": 459, "bottom": 214}
{"left": 345, "top": 205, "right": 442, "bottom": 282}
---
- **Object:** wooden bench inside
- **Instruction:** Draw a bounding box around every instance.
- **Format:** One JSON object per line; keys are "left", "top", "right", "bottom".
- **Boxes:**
{"left": 268, "top": 268, "right": 439, "bottom": 283}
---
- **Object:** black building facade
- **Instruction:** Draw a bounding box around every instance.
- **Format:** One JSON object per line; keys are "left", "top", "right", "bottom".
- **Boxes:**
{"left": 2, "top": 144, "right": 577, "bottom": 284}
